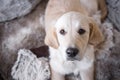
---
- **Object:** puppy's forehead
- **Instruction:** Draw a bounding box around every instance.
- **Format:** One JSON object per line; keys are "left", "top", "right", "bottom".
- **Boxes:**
{"left": 55, "top": 12, "right": 89, "bottom": 29}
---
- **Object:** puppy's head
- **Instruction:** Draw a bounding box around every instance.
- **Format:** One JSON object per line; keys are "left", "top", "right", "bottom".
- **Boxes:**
{"left": 45, "top": 12, "right": 104, "bottom": 61}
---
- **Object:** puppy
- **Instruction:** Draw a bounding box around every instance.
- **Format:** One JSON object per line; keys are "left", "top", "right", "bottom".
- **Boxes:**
{"left": 45, "top": 0, "right": 106, "bottom": 80}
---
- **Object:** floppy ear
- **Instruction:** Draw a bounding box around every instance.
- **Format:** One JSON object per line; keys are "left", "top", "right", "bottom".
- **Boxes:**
{"left": 88, "top": 18, "right": 104, "bottom": 46}
{"left": 44, "top": 27, "right": 59, "bottom": 49}
{"left": 98, "top": 0, "right": 107, "bottom": 22}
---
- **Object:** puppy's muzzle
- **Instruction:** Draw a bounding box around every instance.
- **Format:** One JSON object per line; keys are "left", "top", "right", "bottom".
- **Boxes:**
{"left": 66, "top": 48, "right": 79, "bottom": 58}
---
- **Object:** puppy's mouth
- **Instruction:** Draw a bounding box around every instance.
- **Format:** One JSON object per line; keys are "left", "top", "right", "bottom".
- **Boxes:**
{"left": 67, "top": 57, "right": 80, "bottom": 61}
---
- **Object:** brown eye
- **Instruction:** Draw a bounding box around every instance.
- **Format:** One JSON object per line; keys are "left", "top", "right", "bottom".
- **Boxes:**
{"left": 78, "top": 29, "right": 86, "bottom": 35}
{"left": 60, "top": 29, "right": 66, "bottom": 35}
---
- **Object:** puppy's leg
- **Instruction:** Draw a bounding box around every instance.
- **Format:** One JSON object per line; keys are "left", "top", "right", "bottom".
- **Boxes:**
{"left": 80, "top": 64, "right": 94, "bottom": 80}
{"left": 51, "top": 68, "right": 65, "bottom": 80}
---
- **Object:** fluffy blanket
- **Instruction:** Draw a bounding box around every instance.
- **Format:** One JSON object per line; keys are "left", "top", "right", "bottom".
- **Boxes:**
{"left": 11, "top": 49, "right": 50, "bottom": 80}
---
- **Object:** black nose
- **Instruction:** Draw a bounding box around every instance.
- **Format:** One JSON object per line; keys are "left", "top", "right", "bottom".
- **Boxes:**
{"left": 66, "top": 48, "right": 79, "bottom": 57}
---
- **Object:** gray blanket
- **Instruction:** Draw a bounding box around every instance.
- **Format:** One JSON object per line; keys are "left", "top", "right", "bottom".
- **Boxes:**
{"left": 107, "top": 0, "right": 120, "bottom": 31}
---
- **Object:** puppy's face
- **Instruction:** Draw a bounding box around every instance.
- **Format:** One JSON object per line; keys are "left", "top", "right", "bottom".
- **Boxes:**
{"left": 45, "top": 12, "right": 104, "bottom": 61}
{"left": 55, "top": 12, "right": 90, "bottom": 61}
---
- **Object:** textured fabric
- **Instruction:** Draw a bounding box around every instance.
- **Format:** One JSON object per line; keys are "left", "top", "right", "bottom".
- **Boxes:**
{"left": 107, "top": 0, "right": 120, "bottom": 31}
{"left": 0, "top": 0, "right": 42, "bottom": 22}
{"left": 0, "top": 1, "right": 47, "bottom": 80}
{"left": 11, "top": 49, "right": 50, "bottom": 80}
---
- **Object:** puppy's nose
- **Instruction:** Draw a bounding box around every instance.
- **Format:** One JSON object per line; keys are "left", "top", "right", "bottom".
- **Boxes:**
{"left": 66, "top": 48, "right": 79, "bottom": 57}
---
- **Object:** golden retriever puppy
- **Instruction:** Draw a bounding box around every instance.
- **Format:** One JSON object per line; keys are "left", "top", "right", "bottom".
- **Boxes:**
{"left": 45, "top": 0, "right": 107, "bottom": 80}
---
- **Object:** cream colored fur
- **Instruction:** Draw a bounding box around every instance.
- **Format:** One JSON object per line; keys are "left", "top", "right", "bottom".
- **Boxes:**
{"left": 45, "top": 0, "right": 107, "bottom": 80}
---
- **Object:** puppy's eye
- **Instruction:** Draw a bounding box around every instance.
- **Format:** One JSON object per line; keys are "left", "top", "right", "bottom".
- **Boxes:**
{"left": 78, "top": 29, "right": 86, "bottom": 35}
{"left": 60, "top": 29, "right": 66, "bottom": 35}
